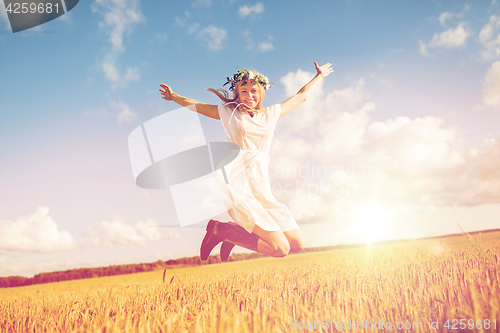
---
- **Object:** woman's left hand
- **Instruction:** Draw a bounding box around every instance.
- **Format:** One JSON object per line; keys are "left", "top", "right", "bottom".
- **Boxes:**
{"left": 314, "top": 62, "right": 334, "bottom": 78}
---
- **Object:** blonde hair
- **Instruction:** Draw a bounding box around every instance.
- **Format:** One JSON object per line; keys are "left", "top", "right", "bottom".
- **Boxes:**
{"left": 207, "top": 80, "right": 266, "bottom": 115}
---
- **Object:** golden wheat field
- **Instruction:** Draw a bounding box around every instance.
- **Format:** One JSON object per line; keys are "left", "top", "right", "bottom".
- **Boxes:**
{"left": 0, "top": 231, "right": 499, "bottom": 333}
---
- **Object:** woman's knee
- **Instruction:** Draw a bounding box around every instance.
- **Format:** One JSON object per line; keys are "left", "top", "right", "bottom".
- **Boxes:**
{"left": 252, "top": 226, "right": 290, "bottom": 257}
{"left": 290, "top": 240, "right": 305, "bottom": 253}
{"left": 270, "top": 241, "right": 290, "bottom": 257}
{"left": 285, "top": 230, "right": 306, "bottom": 253}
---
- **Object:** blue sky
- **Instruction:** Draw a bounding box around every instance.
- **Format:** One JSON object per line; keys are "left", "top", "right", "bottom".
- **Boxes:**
{"left": 1, "top": 0, "right": 500, "bottom": 277}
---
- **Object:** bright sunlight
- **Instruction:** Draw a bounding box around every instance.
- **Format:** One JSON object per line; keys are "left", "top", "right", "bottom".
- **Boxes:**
{"left": 353, "top": 203, "right": 393, "bottom": 243}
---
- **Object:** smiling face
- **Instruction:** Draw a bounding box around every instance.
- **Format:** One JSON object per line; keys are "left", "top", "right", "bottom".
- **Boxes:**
{"left": 237, "top": 80, "right": 263, "bottom": 110}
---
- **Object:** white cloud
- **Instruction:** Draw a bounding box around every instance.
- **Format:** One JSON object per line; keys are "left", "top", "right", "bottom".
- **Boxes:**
{"left": 269, "top": 70, "right": 500, "bottom": 224}
{"left": 244, "top": 30, "right": 274, "bottom": 53}
{"left": 117, "top": 102, "right": 136, "bottom": 123}
{"left": 258, "top": 42, "right": 274, "bottom": 52}
{"left": 429, "top": 23, "right": 470, "bottom": 47}
{"left": 439, "top": 12, "right": 454, "bottom": 26}
{"left": 278, "top": 68, "right": 326, "bottom": 134}
{"left": 124, "top": 66, "right": 140, "bottom": 82}
{"left": 238, "top": 3, "right": 264, "bottom": 18}
{"left": 0, "top": 207, "right": 80, "bottom": 254}
{"left": 85, "top": 95, "right": 136, "bottom": 122}
{"left": 479, "top": 15, "right": 500, "bottom": 61}
{"left": 479, "top": 16, "right": 500, "bottom": 44}
{"left": 288, "top": 193, "right": 328, "bottom": 222}
{"left": 281, "top": 68, "right": 325, "bottom": 98}
{"left": 174, "top": 11, "right": 191, "bottom": 26}
{"left": 458, "top": 4, "right": 470, "bottom": 17}
{"left": 419, "top": 40, "right": 429, "bottom": 56}
{"left": 92, "top": 0, "right": 145, "bottom": 88}
{"left": 91, "top": 0, "right": 145, "bottom": 53}
{"left": 174, "top": 11, "right": 199, "bottom": 34}
{"left": 133, "top": 219, "right": 162, "bottom": 241}
{"left": 83, "top": 218, "right": 182, "bottom": 248}
{"left": 174, "top": 12, "right": 225, "bottom": 50}
{"left": 483, "top": 61, "right": 500, "bottom": 107}
{"left": 101, "top": 54, "right": 121, "bottom": 84}
{"left": 108, "top": 97, "right": 136, "bottom": 123}
{"left": 420, "top": 22, "right": 471, "bottom": 55}
{"left": 100, "top": 54, "right": 140, "bottom": 90}
{"left": 197, "top": 25, "right": 227, "bottom": 51}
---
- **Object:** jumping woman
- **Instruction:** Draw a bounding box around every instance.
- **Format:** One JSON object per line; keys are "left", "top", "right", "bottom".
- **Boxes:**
{"left": 159, "top": 62, "right": 333, "bottom": 261}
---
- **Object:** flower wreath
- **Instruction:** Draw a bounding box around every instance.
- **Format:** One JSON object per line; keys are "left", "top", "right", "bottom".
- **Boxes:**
{"left": 223, "top": 68, "right": 273, "bottom": 91}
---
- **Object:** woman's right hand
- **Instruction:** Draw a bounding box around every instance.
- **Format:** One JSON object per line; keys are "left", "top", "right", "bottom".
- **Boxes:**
{"left": 158, "top": 84, "right": 220, "bottom": 119}
{"left": 159, "top": 83, "right": 174, "bottom": 101}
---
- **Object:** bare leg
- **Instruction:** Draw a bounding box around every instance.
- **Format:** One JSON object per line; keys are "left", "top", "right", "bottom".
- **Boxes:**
{"left": 223, "top": 228, "right": 305, "bottom": 259}
{"left": 284, "top": 228, "right": 306, "bottom": 253}
{"left": 251, "top": 225, "right": 291, "bottom": 257}
{"left": 202, "top": 221, "right": 302, "bottom": 260}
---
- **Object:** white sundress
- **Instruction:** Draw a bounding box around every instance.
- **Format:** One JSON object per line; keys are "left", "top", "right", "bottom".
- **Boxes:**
{"left": 216, "top": 103, "right": 299, "bottom": 233}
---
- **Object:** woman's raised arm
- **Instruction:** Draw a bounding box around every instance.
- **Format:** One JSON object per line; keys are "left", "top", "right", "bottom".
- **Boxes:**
{"left": 279, "top": 62, "right": 333, "bottom": 118}
{"left": 160, "top": 83, "right": 220, "bottom": 120}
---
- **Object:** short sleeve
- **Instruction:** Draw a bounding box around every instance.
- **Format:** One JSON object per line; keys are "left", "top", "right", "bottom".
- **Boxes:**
{"left": 218, "top": 104, "right": 231, "bottom": 129}
{"left": 218, "top": 104, "right": 227, "bottom": 122}
{"left": 268, "top": 104, "right": 282, "bottom": 129}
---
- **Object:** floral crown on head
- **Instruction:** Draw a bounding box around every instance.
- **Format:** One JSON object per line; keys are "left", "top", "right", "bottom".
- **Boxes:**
{"left": 223, "top": 68, "right": 273, "bottom": 91}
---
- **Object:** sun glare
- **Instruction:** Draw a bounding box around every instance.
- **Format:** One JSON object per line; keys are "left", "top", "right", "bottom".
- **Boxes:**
{"left": 353, "top": 203, "right": 393, "bottom": 243}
